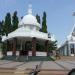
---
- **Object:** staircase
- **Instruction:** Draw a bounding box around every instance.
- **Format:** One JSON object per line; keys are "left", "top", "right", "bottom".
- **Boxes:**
{"left": 38, "top": 70, "right": 68, "bottom": 75}
{"left": 14, "top": 69, "right": 31, "bottom": 75}
{"left": 0, "top": 68, "right": 31, "bottom": 75}
{"left": 0, "top": 67, "right": 69, "bottom": 75}
{"left": 0, "top": 68, "right": 15, "bottom": 75}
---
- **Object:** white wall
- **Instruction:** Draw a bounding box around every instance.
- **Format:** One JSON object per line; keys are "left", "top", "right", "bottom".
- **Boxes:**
{"left": 7, "top": 51, "right": 47, "bottom": 56}
{"left": 29, "top": 51, "right": 47, "bottom": 56}
{"left": 7, "top": 51, "right": 19, "bottom": 56}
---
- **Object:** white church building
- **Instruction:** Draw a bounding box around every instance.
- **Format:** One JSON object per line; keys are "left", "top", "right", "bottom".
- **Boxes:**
{"left": 2, "top": 5, "right": 55, "bottom": 56}
{"left": 58, "top": 23, "right": 75, "bottom": 56}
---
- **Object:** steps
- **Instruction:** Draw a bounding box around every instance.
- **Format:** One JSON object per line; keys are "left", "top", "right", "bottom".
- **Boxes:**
{"left": 0, "top": 68, "right": 69, "bottom": 75}
{"left": 0, "top": 68, "right": 15, "bottom": 73}
{"left": 38, "top": 70, "right": 68, "bottom": 75}
{"left": 14, "top": 68, "right": 32, "bottom": 75}
{"left": 0, "top": 68, "right": 15, "bottom": 75}
{"left": 0, "top": 68, "right": 31, "bottom": 75}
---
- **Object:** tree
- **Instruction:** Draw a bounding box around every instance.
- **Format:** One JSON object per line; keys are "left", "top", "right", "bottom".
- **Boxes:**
{"left": 1, "top": 42, "right": 7, "bottom": 56}
{"left": 41, "top": 11, "right": 47, "bottom": 33}
{"left": 4, "top": 13, "right": 12, "bottom": 36}
{"left": 0, "top": 21, "right": 3, "bottom": 35}
{"left": 36, "top": 14, "right": 41, "bottom": 24}
{"left": 12, "top": 11, "right": 19, "bottom": 31}
{"left": 0, "top": 20, "right": 4, "bottom": 35}
{"left": 48, "top": 40, "right": 57, "bottom": 51}
{"left": 36, "top": 43, "right": 44, "bottom": 51}
{"left": 0, "top": 21, "right": 4, "bottom": 42}
{"left": 36, "top": 14, "right": 42, "bottom": 31}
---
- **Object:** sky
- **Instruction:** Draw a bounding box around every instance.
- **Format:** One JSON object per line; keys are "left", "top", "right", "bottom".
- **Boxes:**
{"left": 0, "top": 0, "right": 75, "bottom": 45}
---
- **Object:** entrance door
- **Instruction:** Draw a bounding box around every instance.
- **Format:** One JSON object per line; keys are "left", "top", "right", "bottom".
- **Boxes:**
{"left": 70, "top": 44, "right": 75, "bottom": 56}
{"left": 20, "top": 50, "right": 28, "bottom": 56}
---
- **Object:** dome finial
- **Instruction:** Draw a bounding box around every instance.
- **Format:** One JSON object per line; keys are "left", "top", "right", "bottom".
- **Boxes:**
{"left": 28, "top": 4, "right": 32, "bottom": 14}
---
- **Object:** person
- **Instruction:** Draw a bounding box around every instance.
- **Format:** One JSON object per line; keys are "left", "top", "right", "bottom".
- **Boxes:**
{"left": 68, "top": 68, "right": 75, "bottom": 75}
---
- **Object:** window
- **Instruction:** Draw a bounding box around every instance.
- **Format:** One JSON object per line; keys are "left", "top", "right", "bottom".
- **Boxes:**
{"left": 70, "top": 44, "right": 74, "bottom": 54}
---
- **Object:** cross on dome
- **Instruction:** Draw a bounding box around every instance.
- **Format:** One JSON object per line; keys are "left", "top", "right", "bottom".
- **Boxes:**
{"left": 28, "top": 4, "right": 32, "bottom": 14}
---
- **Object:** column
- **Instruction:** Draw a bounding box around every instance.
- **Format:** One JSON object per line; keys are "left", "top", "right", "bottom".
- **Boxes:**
{"left": 20, "top": 40, "right": 22, "bottom": 50}
{"left": 32, "top": 37, "right": 36, "bottom": 56}
{"left": 7, "top": 40, "right": 9, "bottom": 51}
{"left": 74, "top": 44, "right": 75, "bottom": 55}
{"left": 68, "top": 43, "right": 71, "bottom": 56}
{"left": 12, "top": 38, "right": 17, "bottom": 56}
{"left": 64, "top": 46, "right": 66, "bottom": 56}
{"left": 45, "top": 40, "right": 49, "bottom": 56}
{"left": 6, "top": 40, "right": 9, "bottom": 56}
{"left": 66, "top": 44, "right": 69, "bottom": 56}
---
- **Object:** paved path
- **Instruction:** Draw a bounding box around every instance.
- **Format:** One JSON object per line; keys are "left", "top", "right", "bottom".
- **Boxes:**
{"left": 16, "top": 61, "right": 41, "bottom": 70}
{"left": 0, "top": 61, "right": 24, "bottom": 69}
{"left": 40, "top": 61, "right": 64, "bottom": 70}
{"left": 0, "top": 60, "right": 13, "bottom": 65}
{"left": 55, "top": 61, "right": 75, "bottom": 70}
{"left": 0, "top": 60, "right": 75, "bottom": 70}
{"left": 0, "top": 60, "right": 74, "bottom": 75}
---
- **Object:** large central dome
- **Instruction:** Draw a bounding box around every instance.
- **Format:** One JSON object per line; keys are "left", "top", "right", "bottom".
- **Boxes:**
{"left": 18, "top": 5, "right": 41, "bottom": 29}
{"left": 21, "top": 14, "right": 40, "bottom": 26}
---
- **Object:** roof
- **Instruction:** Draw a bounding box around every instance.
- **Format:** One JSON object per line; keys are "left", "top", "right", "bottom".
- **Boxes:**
{"left": 2, "top": 4, "right": 56, "bottom": 42}
{"left": 67, "top": 24, "right": 75, "bottom": 41}
{"left": 2, "top": 27, "right": 51, "bottom": 41}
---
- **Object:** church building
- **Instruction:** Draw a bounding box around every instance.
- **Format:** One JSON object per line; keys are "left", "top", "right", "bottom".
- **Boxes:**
{"left": 2, "top": 5, "right": 55, "bottom": 56}
{"left": 58, "top": 22, "right": 75, "bottom": 56}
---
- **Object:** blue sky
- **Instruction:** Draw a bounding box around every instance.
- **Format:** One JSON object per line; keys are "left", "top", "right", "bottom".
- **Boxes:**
{"left": 0, "top": 0, "right": 75, "bottom": 45}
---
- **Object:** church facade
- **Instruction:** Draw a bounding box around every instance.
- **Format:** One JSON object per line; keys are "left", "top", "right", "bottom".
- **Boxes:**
{"left": 58, "top": 24, "right": 75, "bottom": 56}
{"left": 2, "top": 5, "right": 55, "bottom": 56}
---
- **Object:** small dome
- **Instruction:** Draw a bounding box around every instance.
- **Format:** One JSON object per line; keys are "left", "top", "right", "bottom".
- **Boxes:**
{"left": 18, "top": 4, "right": 41, "bottom": 28}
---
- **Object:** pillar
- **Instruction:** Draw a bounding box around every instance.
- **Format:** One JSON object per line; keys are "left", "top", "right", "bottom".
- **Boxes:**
{"left": 74, "top": 44, "right": 75, "bottom": 55}
{"left": 5, "top": 40, "right": 9, "bottom": 56}
{"left": 12, "top": 38, "right": 17, "bottom": 56}
{"left": 20, "top": 40, "right": 22, "bottom": 50}
{"left": 45, "top": 40, "right": 49, "bottom": 56}
{"left": 68, "top": 43, "right": 71, "bottom": 56}
{"left": 7, "top": 40, "right": 9, "bottom": 51}
{"left": 32, "top": 37, "right": 36, "bottom": 56}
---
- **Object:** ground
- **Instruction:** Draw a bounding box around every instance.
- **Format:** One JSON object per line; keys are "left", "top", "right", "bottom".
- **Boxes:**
{"left": 0, "top": 59, "right": 75, "bottom": 75}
